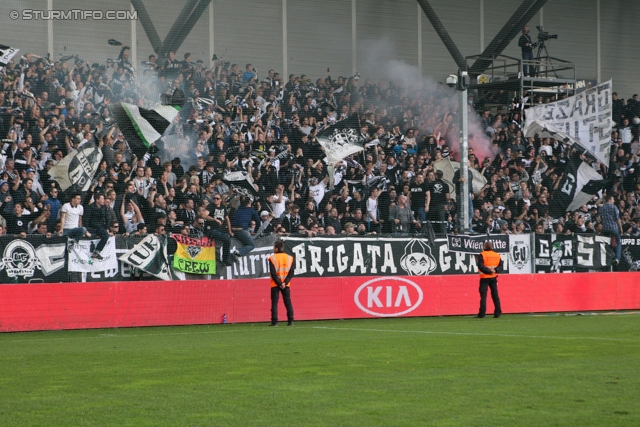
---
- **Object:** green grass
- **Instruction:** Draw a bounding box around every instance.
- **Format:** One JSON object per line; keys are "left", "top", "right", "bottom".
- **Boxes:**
{"left": 1, "top": 314, "right": 640, "bottom": 426}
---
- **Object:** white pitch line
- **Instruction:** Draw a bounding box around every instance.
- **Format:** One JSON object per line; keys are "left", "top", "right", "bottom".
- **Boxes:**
{"left": 0, "top": 327, "right": 271, "bottom": 343}
{"left": 311, "top": 326, "right": 640, "bottom": 342}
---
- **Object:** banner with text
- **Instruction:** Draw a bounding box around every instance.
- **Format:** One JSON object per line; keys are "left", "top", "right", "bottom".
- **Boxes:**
{"left": 524, "top": 80, "right": 612, "bottom": 165}
{"left": 0, "top": 236, "right": 68, "bottom": 283}
{"left": 508, "top": 234, "right": 533, "bottom": 274}
{"left": 446, "top": 235, "right": 510, "bottom": 254}
{"left": 282, "top": 236, "right": 512, "bottom": 277}
{"left": 172, "top": 235, "right": 216, "bottom": 274}
{"left": 619, "top": 237, "right": 640, "bottom": 272}
{"left": 68, "top": 237, "right": 118, "bottom": 273}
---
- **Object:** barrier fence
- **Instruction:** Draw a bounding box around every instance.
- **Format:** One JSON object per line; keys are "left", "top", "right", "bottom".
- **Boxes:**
{"left": 2, "top": 232, "right": 636, "bottom": 284}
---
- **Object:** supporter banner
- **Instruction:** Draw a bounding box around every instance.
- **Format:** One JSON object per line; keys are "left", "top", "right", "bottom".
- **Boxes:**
{"left": 215, "top": 235, "right": 278, "bottom": 280}
{"left": 534, "top": 234, "right": 574, "bottom": 273}
{"left": 172, "top": 235, "right": 216, "bottom": 274}
{"left": 508, "top": 234, "right": 532, "bottom": 274}
{"left": 524, "top": 80, "right": 612, "bottom": 165}
{"left": 68, "top": 237, "right": 118, "bottom": 273}
{"left": 619, "top": 237, "right": 640, "bottom": 272}
{"left": 49, "top": 140, "right": 103, "bottom": 192}
{"left": 447, "top": 235, "right": 509, "bottom": 254}
{"left": 574, "top": 234, "right": 613, "bottom": 269}
{"left": 0, "top": 236, "right": 68, "bottom": 283}
{"left": 282, "top": 236, "right": 513, "bottom": 277}
{"left": 119, "top": 234, "right": 180, "bottom": 281}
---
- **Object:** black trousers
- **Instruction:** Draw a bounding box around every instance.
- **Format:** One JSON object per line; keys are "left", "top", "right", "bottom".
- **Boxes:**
{"left": 478, "top": 277, "right": 502, "bottom": 316}
{"left": 271, "top": 286, "right": 294, "bottom": 323}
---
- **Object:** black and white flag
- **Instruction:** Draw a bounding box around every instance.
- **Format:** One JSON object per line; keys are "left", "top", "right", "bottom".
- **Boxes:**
{"left": 119, "top": 234, "right": 183, "bottom": 281}
{"left": 316, "top": 115, "right": 365, "bottom": 163}
{"left": 111, "top": 102, "right": 180, "bottom": 158}
{"left": 222, "top": 170, "right": 259, "bottom": 200}
{"left": 550, "top": 156, "right": 607, "bottom": 216}
{"left": 523, "top": 80, "right": 612, "bottom": 165}
{"left": 0, "top": 45, "right": 19, "bottom": 71}
{"left": 50, "top": 140, "right": 103, "bottom": 192}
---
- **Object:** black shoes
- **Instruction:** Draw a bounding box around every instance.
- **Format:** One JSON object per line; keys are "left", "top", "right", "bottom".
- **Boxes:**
{"left": 269, "top": 323, "right": 277, "bottom": 327}
{"left": 494, "top": 314, "right": 502, "bottom": 318}
{"left": 475, "top": 315, "right": 486, "bottom": 318}
{"left": 91, "top": 251, "right": 104, "bottom": 261}
{"left": 287, "top": 321, "right": 294, "bottom": 326}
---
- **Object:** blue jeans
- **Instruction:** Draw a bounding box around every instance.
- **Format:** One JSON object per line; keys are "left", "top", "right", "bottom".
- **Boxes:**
{"left": 63, "top": 227, "right": 87, "bottom": 242}
{"left": 89, "top": 226, "right": 109, "bottom": 252}
{"left": 416, "top": 207, "right": 427, "bottom": 223}
{"left": 208, "top": 229, "right": 232, "bottom": 262}
{"left": 523, "top": 52, "right": 535, "bottom": 76}
{"left": 234, "top": 229, "right": 255, "bottom": 257}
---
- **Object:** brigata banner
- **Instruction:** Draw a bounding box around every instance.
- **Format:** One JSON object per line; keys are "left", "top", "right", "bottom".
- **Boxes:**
{"left": 446, "top": 235, "right": 509, "bottom": 254}
{"left": 0, "top": 236, "right": 68, "bottom": 283}
{"left": 172, "top": 235, "right": 216, "bottom": 274}
{"left": 282, "top": 236, "right": 514, "bottom": 277}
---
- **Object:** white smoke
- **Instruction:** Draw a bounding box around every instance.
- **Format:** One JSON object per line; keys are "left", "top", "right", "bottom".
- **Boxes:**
{"left": 357, "top": 37, "right": 495, "bottom": 162}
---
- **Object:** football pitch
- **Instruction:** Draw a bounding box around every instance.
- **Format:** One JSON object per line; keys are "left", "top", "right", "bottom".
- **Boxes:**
{"left": 1, "top": 314, "right": 639, "bottom": 426}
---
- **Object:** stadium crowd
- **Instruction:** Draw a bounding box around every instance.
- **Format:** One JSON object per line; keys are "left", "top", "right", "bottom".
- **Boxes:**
{"left": 1, "top": 46, "right": 640, "bottom": 264}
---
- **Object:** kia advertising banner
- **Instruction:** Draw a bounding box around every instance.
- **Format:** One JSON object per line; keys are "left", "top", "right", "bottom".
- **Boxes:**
{"left": 282, "top": 236, "right": 511, "bottom": 277}
{"left": 6, "top": 271, "right": 640, "bottom": 331}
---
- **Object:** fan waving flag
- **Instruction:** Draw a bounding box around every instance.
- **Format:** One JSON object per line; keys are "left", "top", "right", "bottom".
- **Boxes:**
{"left": 111, "top": 102, "right": 180, "bottom": 158}
{"left": 550, "top": 156, "right": 609, "bottom": 217}
{"left": 50, "top": 140, "right": 103, "bottom": 192}
{"left": 316, "top": 115, "right": 365, "bottom": 163}
{"left": 222, "top": 170, "right": 259, "bottom": 200}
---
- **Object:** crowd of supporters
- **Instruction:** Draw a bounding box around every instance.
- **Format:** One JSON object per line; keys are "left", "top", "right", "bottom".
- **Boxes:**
{"left": 1, "top": 46, "right": 640, "bottom": 263}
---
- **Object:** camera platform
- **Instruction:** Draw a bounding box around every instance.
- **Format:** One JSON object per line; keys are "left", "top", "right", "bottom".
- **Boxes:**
{"left": 465, "top": 53, "right": 576, "bottom": 110}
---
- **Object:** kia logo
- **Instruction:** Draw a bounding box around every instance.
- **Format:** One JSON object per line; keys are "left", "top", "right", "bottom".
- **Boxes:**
{"left": 354, "top": 277, "right": 423, "bottom": 317}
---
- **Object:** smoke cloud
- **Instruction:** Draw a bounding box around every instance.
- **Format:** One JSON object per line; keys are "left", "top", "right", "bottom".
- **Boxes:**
{"left": 358, "top": 37, "right": 495, "bottom": 162}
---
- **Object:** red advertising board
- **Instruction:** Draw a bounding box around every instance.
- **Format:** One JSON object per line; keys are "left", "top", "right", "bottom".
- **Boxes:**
{"left": 0, "top": 273, "right": 639, "bottom": 332}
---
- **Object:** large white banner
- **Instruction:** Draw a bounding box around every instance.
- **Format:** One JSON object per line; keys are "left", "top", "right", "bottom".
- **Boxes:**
{"left": 508, "top": 234, "right": 532, "bottom": 274}
{"left": 524, "top": 80, "right": 612, "bottom": 166}
{"left": 68, "top": 237, "right": 118, "bottom": 273}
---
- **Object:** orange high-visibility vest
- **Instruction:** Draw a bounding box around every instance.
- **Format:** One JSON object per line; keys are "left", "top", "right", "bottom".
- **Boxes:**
{"left": 268, "top": 252, "right": 294, "bottom": 288}
{"left": 479, "top": 250, "right": 501, "bottom": 279}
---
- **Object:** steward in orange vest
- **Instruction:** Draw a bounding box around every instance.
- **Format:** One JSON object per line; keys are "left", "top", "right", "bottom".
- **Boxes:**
{"left": 476, "top": 241, "right": 503, "bottom": 318}
{"left": 268, "top": 240, "right": 295, "bottom": 326}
